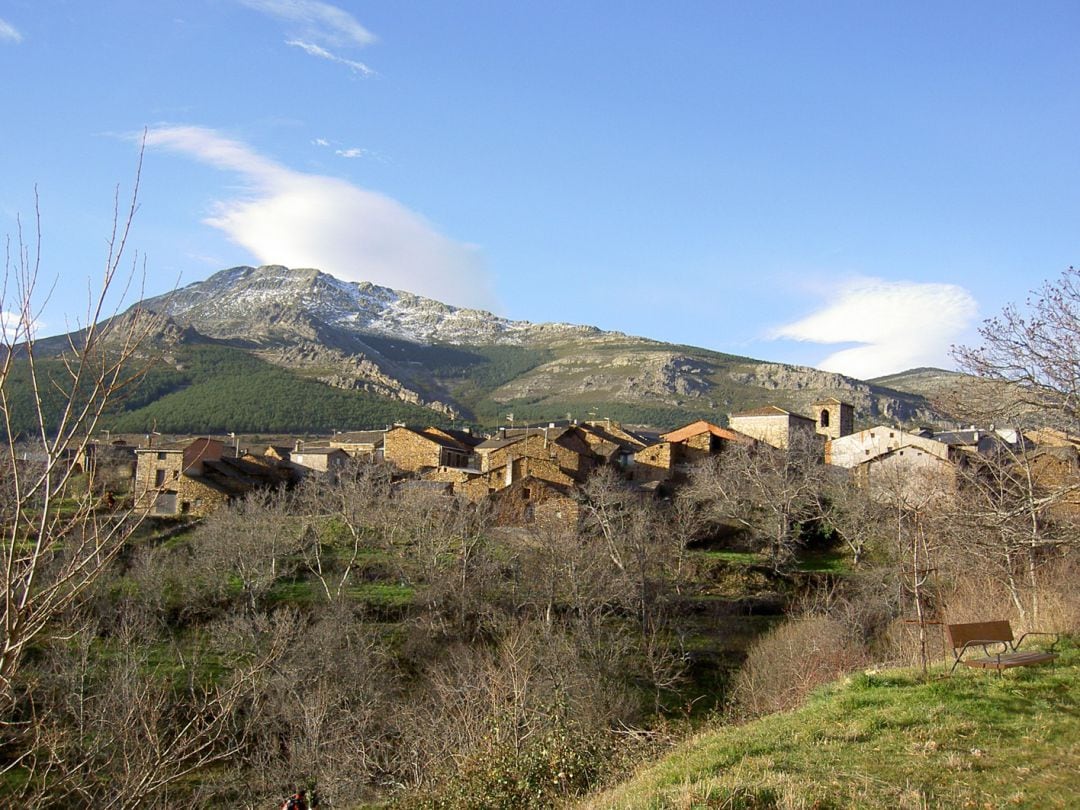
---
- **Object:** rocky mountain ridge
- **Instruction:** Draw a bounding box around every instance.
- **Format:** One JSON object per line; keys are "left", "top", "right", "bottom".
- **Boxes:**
{"left": 117, "top": 265, "right": 954, "bottom": 428}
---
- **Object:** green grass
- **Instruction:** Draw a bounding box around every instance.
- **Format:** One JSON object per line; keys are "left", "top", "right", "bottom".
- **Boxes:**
{"left": 268, "top": 578, "right": 414, "bottom": 608}
{"left": 793, "top": 549, "right": 850, "bottom": 574}
{"left": 695, "top": 550, "right": 768, "bottom": 566}
{"left": 580, "top": 641, "right": 1079, "bottom": 809}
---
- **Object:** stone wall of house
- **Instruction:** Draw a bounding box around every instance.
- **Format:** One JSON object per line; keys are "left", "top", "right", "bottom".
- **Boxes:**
{"left": 134, "top": 450, "right": 184, "bottom": 509}
{"left": 858, "top": 447, "right": 956, "bottom": 506}
{"left": 489, "top": 478, "right": 578, "bottom": 529}
{"left": 173, "top": 476, "right": 231, "bottom": 517}
{"left": 632, "top": 442, "right": 672, "bottom": 482}
{"left": 827, "top": 427, "right": 949, "bottom": 468}
{"left": 728, "top": 414, "right": 815, "bottom": 449}
{"left": 1030, "top": 452, "right": 1080, "bottom": 518}
{"left": 384, "top": 428, "right": 444, "bottom": 472}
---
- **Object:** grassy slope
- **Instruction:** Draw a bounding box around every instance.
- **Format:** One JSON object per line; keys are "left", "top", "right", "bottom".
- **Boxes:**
{"left": 581, "top": 642, "right": 1078, "bottom": 809}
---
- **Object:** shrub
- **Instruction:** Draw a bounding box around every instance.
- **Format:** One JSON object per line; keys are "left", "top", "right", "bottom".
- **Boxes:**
{"left": 728, "top": 614, "right": 868, "bottom": 720}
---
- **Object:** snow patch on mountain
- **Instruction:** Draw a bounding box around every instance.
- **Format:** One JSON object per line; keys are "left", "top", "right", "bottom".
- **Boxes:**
{"left": 146, "top": 265, "right": 608, "bottom": 346}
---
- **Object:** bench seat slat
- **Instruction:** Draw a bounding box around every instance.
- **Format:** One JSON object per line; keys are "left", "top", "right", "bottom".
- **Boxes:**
{"left": 961, "top": 651, "right": 1057, "bottom": 670}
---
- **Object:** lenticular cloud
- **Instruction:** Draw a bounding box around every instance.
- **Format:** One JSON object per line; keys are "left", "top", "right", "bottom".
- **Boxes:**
{"left": 147, "top": 126, "right": 494, "bottom": 309}
{"left": 772, "top": 277, "right": 978, "bottom": 378}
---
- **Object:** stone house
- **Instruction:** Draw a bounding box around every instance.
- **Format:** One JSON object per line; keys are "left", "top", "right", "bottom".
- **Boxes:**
{"left": 134, "top": 438, "right": 288, "bottom": 516}
{"left": 329, "top": 430, "right": 386, "bottom": 460}
{"left": 488, "top": 475, "right": 580, "bottom": 529}
{"left": 79, "top": 440, "right": 137, "bottom": 492}
{"left": 423, "top": 455, "right": 576, "bottom": 502}
{"left": 728, "top": 406, "right": 818, "bottom": 450}
{"left": 1024, "top": 445, "right": 1080, "bottom": 520}
{"left": 825, "top": 425, "right": 953, "bottom": 468}
{"left": 856, "top": 444, "right": 958, "bottom": 507}
{"left": 632, "top": 420, "right": 755, "bottom": 482}
{"left": 474, "top": 427, "right": 597, "bottom": 482}
{"left": 632, "top": 441, "right": 674, "bottom": 483}
{"left": 383, "top": 426, "right": 477, "bottom": 473}
{"left": 580, "top": 421, "right": 651, "bottom": 467}
{"left": 290, "top": 447, "right": 351, "bottom": 476}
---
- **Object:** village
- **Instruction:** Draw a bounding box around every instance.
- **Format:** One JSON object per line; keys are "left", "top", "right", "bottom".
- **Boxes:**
{"left": 84, "top": 395, "right": 1077, "bottom": 529}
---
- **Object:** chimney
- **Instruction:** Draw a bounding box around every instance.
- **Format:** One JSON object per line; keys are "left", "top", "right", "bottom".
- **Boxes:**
{"left": 295, "top": 439, "right": 304, "bottom": 452}
{"left": 505, "top": 456, "right": 513, "bottom": 487}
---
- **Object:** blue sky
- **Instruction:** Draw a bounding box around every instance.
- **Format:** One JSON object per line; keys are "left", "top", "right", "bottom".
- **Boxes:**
{"left": 1, "top": 1, "right": 1078, "bottom": 378}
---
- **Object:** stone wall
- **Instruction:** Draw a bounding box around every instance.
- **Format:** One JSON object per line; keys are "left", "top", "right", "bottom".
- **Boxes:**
{"left": 384, "top": 427, "right": 444, "bottom": 472}
{"left": 632, "top": 442, "right": 673, "bottom": 482}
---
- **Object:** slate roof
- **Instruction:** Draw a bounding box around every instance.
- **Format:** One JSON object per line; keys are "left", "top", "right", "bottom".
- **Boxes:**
{"left": 661, "top": 420, "right": 755, "bottom": 445}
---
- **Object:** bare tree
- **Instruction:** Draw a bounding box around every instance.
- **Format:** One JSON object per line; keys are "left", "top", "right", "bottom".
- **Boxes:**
{"left": 293, "top": 460, "right": 393, "bottom": 602}
{"left": 684, "top": 432, "right": 827, "bottom": 572}
{"left": 1, "top": 161, "right": 159, "bottom": 709}
{"left": 953, "top": 265, "right": 1080, "bottom": 430}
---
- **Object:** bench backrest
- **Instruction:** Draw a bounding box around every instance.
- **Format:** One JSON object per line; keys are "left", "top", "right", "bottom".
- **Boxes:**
{"left": 945, "top": 620, "right": 1013, "bottom": 649}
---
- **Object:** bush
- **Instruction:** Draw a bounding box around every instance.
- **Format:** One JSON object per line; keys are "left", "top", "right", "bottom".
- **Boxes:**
{"left": 406, "top": 724, "right": 609, "bottom": 810}
{"left": 728, "top": 614, "right": 868, "bottom": 720}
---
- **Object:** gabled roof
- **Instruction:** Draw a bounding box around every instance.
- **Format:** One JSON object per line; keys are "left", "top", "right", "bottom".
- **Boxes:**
{"left": 388, "top": 425, "right": 474, "bottom": 451}
{"left": 291, "top": 447, "right": 349, "bottom": 457}
{"left": 475, "top": 426, "right": 575, "bottom": 452}
{"left": 661, "top": 420, "right": 755, "bottom": 445}
{"left": 426, "top": 427, "right": 483, "bottom": 448}
{"left": 331, "top": 430, "right": 386, "bottom": 446}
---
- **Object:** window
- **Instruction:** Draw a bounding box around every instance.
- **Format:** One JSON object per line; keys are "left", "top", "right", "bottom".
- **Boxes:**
{"left": 820, "top": 409, "right": 830, "bottom": 428}
{"left": 157, "top": 452, "right": 167, "bottom": 460}
{"left": 154, "top": 469, "right": 166, "bottom": 486}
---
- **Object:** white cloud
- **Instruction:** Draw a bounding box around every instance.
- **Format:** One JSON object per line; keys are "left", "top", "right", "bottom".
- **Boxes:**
{"left": 1, "top": 310, "right": 40, "bottom": 342}
{"left": 0, "top": 18, "right": 22, "bottom": 43}
{"left": 236, "top": 0, "right": 374, "bottom": 46}
{"left": 771, "top": 277, "right": 978, "bottom": 379}
{"left": 335, "top": 147, "right": 365, "bottom": 158}
{"left": 312, "top": 137, "right": 330, "bottom": 147}
{"left": 146, "top": 126, "right": 495, "bottom": 309}
{"left": 286, "top": 39, "right": 373, "bottom": 76}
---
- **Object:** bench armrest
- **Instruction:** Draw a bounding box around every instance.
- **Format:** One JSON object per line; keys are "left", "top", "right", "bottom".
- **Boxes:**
{"left": 1013, "top": 631, "right": 1059, "bottom": 652}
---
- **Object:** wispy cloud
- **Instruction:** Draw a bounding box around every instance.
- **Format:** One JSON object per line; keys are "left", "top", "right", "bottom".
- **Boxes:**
{"left": 236, "top": 0, "right": 374, "bottom": 46}
{"left": 770, "top": 277, "right": 978, "bottom": 378}
{"left": 0, "top": 18, "right": 22, "bottom": 43}
{"left": 335, "top": 147, "right": 366, "bottom": 159}
{"left": 286, "top": 39, "right": 373, "bottom": 76}
{"left": 312, "top": 137, "right": 330, "bottom": 147}
{"left": 1, "top": 311, "right": 40, "bottom": 342}
{"left": 146, "top": 126, "right": 495, "bottom": 309}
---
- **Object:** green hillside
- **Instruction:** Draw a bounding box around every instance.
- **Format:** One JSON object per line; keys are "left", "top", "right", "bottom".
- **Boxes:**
{"left": 3, "top": 344, "right": 449, "bottom": 437}
{"left": 581, "top": 643, "right": 1078, "bottom": 809}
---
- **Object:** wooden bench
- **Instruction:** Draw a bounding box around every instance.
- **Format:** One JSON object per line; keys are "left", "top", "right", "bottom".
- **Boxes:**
{"left": 945, "top": 620, "right": 1059, "bottom": 675}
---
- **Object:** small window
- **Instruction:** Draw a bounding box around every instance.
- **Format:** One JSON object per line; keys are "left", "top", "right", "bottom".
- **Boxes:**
{"left": 889, "top": 432, "right": 895, "bottom": 438}
{"left": 820, "top": 410, "right": 830, "bottom": 428}
{"left": 180, "top": 501, "right": 191, "bottom": 514}
{"left": 157, "top": 452, "right": 167, "bottom": 460}
{"left": 154, "top": 469, "right": 166, "bottom": 486}
{"left": 865, "top": 449, "right": 870, "bottom": 455}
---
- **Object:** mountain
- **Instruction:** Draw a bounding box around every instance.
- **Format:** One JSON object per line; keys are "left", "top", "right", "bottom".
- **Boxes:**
{"left": 29, "top": 266, "right": 959, "bottom": 434}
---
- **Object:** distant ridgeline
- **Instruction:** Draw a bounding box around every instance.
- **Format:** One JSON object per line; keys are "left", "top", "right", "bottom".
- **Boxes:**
{"left": 6, "top": 265, "right": 959, "bottom": 436}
